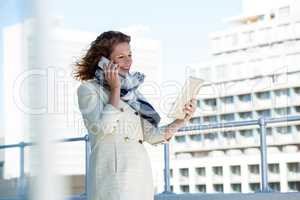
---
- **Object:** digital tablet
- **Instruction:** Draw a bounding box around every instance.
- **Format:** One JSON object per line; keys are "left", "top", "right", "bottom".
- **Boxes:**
{"left": 167, "top": 76, "right": 204, "bottom": 119}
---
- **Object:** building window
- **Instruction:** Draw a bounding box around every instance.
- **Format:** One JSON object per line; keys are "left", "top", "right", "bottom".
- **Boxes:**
{"left": 248, "top": 164, "right": 260, "bottom": 175}
{"left": 180, "top": 185, "right": 190, "bottom": 193}
{"left": 274, "top": 107, "right": 291, "bottom": 116}
{"left": 179, "top": 168, "right": 189, "bottom": 177}
{"left": 276, "top": 126, "right": 292, "bottom": 134}
{"left": 239, "top": 112, "right": 253, "bottom": 120}
{"left": 170, "top": 169, "right": 173, "bottom": 178}
{"left": 287, "top": 162, "right": 300, "bottom": 173}
{"left": 190, "top": 117, "right": 201, "bottom": 124}
{"left": 257, "top": 109, "right": 271, "bottom": 118}
{"left": 240, "top": 129, "right": 253, "bottom": 138}
{"left": 197, "top": 99, "right": 201, "bottom": 107}
{"left": 189, "top": 134, "right": 202, "bottom": 142}
{"left": 222, "top": 131, "right": 235, "bottom": 140}
{"left": 249, "top": 183, "right": 260, "bottom": 192}
{"left": 288, "top": 181, "right": 300, "bottom": 192}
{"left": 230, "top": 165, "right": 241, "bottom": 176}
{"left": 238, "top": 93, "right": 252, "bottom": 102}
{"left": 270, "top": 13, "right": 275, "bottom": 20}
{"left": 274, "top": 88, "right": 290, "bottom": 97}
{"left": 213, "top": 184, "right": 224, "bottom": 193}
{"left": 175, "top": 135, "right": 186, "bottom": 143}
{"left": 196, "top": 184, "right": 206, "bottom": 193}
{"left": 269, "top": 182, "right": 281, "bottom": 192}
{"left": 212, "top": 166, "right": 223, "bottom": 176}
{"left": 220, "top": 96, "right": 234, "bottom": 104}
{"left": 204, "top": 132, "right": 218, "bottom": 141}
{"left": 244, "top": 31, "right": 254, "bottom": 43}
{"left": 203, "top": 115, "right": 218, "bottom": 123}
{"left": 231, "top": 183, "right": 242, "bottom": 193}
{"left": 279, "top": 6, "right": 290, "bottom": 18}
{"left": 220, "top": 113, "right": 235, "bottom": 122}
{"left": 268, "top": 163, "right": 280, "bottom": 174}
{"left": 195, "top": 167, "right": 206, "bottom": 176}
{"left": 203, "top": 98, "right": 217, "bottom": 109}
{"left": 0, "top": 162, "right": 3, "bottom": 179}
{"left": 170, "top": 185, "right": 174, "bottom": 192}
{"left": 266, "top": 127, "right": 272, "bottom": 135}
{"left": 294, "top": 106, "right": 300, "bottom": 114}
{"left": 294, "top": 87, "right": 300, "bottom": 95}
{"left": 256, "top": 91, "right": 271, "bottom": 100}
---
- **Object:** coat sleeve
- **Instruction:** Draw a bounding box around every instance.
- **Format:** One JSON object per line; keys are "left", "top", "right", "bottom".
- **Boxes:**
{"left": 140, "top": 118, "right": 171, "bottom": 146}
{"left": 77, "top": 83, "right": 123, "bottom": 138}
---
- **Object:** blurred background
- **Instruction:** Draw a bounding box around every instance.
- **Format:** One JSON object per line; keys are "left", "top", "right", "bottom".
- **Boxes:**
{"left": 1, "top": 0, "right": 300, "bottom": 199}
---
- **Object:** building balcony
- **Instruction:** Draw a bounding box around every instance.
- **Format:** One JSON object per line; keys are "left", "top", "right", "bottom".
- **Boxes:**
{"left": 273, "top": 98, "right": 291, "bottom": 107}
{"left": 248, "top": 174, "right": 261, "bottom": 183}
{"left": 272, "top": 133, "right": 295, "bottom": 144}
{"left": 236, "top": 103, "right": 253, "bottom": 112}
{"left": 268, "top": 173, "right": 281, "bottom": 182}
{"left": 220, "top": 104, "right": 236, "bottom": 113}
{"left": 287, "top": 173, "right": 300, "bottom": 181}
{"left": 212, "top": 175, "right": 224, "bottom": 183}
{"left": 293, "top": 94, "right": 300, "bottom": 102}
{"left": 194, "top": 176, "right": 207, "bottom": 184}
{"left": 178, "top": 176, "right": 189, "bottom": 184}
{"left": 254, "top": 100, "right": 273, "bottom": 110}
{"left": 230, "top": 175, "right": 242, "bottom": 183}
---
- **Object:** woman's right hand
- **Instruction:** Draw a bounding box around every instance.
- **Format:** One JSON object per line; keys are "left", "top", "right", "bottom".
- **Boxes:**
{"left": 103, "top": 61, "right": 121, "bottom": 90}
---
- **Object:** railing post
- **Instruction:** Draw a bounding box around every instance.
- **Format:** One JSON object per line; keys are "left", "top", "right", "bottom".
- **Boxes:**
{"left": 84, "top": 135, "right": 90, "bottom": 199}
{"left": 162, "top": 143, "right": 174, "bottom": 194}
{"left": 18, "top": 142, "right": 26, "bottom": 199}
{"left": 258, "top": 117, "right": 271, "bottom": 193}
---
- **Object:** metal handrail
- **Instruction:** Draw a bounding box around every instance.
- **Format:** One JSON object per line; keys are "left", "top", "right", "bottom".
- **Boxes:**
{"left": 0, "top": 136, "right": 90, "bottom": 200}
{"left": 161, "top": 115, "right": 300, "bottom": 194}
{"left": 0, "top": 115, "right": 300, "bottom": 199}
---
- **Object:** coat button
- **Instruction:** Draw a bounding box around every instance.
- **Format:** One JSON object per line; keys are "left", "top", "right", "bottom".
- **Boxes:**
{"left": 134, "top": 111, "right": 139, "bottom": 115}
{"left": 124, "top": 136, "right": 129, "bottom": 142}
{"left": 120, "top": 108, "right": 124, "bottom": 112}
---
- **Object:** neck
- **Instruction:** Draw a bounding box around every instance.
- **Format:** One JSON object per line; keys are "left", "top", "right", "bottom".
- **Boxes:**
{"left": 119, "top": 69, "right": 129, "bottom": 77}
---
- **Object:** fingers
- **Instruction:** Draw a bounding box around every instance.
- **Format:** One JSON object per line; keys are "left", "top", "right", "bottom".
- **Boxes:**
{"left": 183, "top": 99, "right": 197, "bottom": 112}
{"left": 182, "top": 98, "right": 197, "bottom": 120}
{"left": 103, "top": 62, "right": 119, "bottom": 81}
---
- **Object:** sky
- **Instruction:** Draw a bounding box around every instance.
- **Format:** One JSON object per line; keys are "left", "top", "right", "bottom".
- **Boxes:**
{"left": 49, "top": 0, "right": 241, "bottom": 78}
{"left": 0, "top": 0, "right": 242, "bottom": 133}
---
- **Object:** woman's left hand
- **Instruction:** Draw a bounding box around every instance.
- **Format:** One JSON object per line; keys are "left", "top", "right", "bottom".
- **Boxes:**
{"left": 165, "top": 98, "right": 197, "bottom": 140}
{"left": 182, "top": 98, "right": 197, "bottom": 122}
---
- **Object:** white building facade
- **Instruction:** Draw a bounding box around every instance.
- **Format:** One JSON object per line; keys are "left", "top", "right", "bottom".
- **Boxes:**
{"left": 168, "top": 0, "right": 300, "bottom": 193}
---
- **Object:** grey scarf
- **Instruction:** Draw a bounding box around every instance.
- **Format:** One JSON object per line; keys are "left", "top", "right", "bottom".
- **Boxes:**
{"left": 95, "top": 66, "right": 161, "bottom": 127}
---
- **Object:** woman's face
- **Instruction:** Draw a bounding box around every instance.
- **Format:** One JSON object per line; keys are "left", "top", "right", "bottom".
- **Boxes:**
{"left": 110, "top": 42, "right": 132, "bottom": 75}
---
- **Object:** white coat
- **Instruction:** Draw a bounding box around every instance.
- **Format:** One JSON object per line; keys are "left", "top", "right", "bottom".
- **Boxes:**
{"left": 77, "top": 79, "right": 169, "bottom": 200}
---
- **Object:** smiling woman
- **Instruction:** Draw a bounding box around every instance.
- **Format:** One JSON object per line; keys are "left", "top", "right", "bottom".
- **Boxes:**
{"left": 74, "top": 30, "right": 197, "bottom": 200}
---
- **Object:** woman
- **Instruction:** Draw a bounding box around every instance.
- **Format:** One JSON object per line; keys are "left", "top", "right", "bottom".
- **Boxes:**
{"left": 74, "top": 31, "right": 196, "bottom": 200}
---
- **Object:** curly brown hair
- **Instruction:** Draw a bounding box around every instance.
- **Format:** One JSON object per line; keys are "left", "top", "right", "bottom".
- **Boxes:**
{"left": 73, "top": 30, "right": 131, "bottom": 81}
